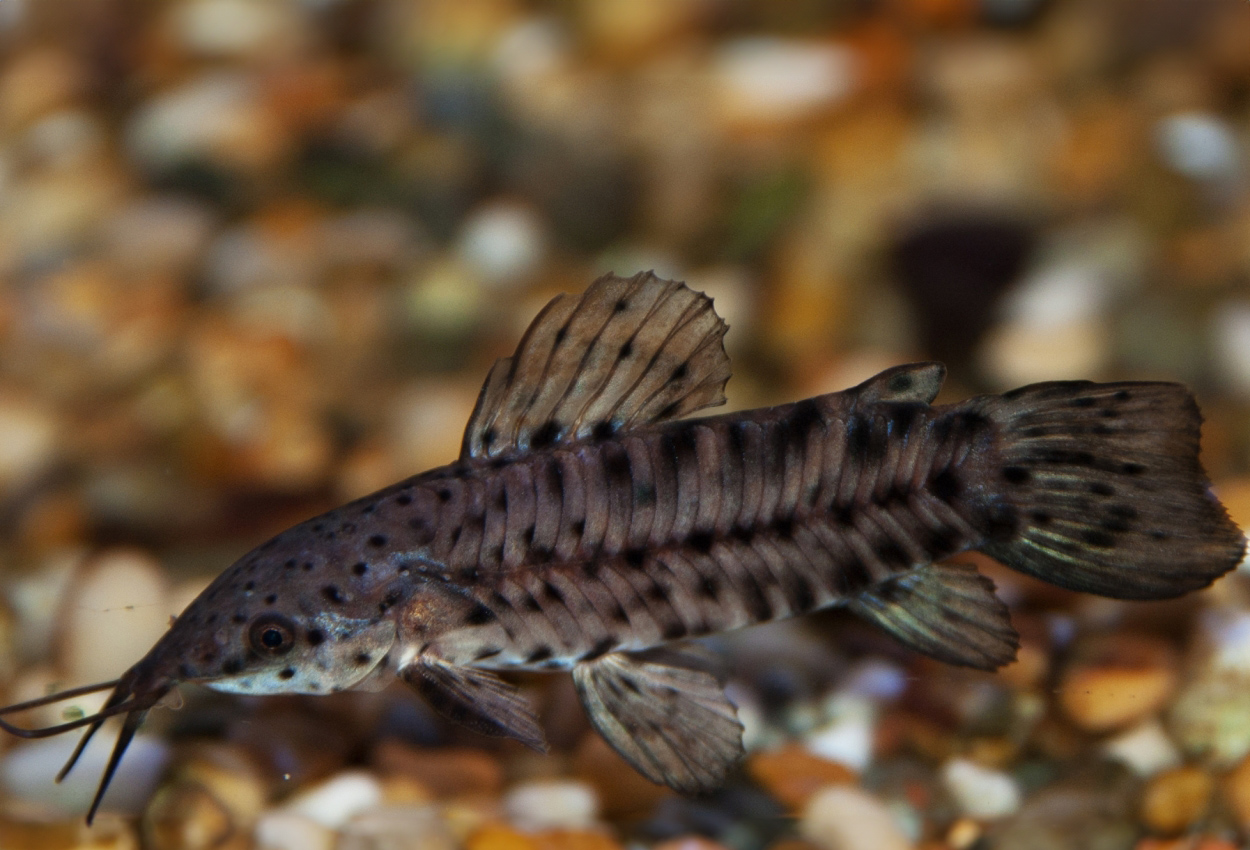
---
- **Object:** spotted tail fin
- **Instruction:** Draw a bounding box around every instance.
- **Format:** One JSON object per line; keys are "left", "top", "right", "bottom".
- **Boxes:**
{"left": 975, "top": 381, "right": 1244, "bottom": 599}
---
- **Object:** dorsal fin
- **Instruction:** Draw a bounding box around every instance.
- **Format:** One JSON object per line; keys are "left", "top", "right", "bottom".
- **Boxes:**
{"left": 850, "top": 362, "right": 946, "bottom": 406}
{"left": 461, "top": 272, "right": 731, "bottom": 459}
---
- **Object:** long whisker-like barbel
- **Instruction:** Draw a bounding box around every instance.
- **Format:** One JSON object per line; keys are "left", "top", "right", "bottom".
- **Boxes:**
{"left": 0, "top": 677, "right": 167, "bottom": 824}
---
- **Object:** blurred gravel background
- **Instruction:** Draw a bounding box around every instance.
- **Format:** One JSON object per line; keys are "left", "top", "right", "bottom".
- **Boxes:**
{"left": 5, "top": 1, "right": 1250, "bottom": 849}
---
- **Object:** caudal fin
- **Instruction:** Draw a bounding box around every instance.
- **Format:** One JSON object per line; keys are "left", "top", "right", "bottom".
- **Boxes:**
{"left": 975, "top": 381, "right": 1245, "bottom": 599}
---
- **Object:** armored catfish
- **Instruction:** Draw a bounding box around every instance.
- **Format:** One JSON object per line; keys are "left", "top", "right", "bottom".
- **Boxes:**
{"left": 3, "top": 272, "right": 1245, "bottom": 822}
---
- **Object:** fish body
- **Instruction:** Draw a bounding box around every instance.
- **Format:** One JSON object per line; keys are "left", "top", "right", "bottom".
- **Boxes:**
{"left": 3, "top": 272, "right": 1245, "bottom": 818}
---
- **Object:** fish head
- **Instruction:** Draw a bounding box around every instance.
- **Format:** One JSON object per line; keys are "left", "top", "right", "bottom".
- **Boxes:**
{"left": 159, "top": 530, "right": 411, "bottom": 697}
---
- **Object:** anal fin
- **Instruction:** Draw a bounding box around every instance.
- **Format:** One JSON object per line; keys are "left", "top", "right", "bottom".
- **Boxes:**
{"left": 572, "top": 650, "right": 744, "bottom": 793}
{"left": 401, "top": 657, "right": 547, "bottom": 751}
{"left": 846, "top": 562, "right": 1019, "bottom": 670}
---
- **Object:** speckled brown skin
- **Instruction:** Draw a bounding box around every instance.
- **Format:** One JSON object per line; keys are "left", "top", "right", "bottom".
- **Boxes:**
{"left": 4, "top": 273, "right": 1244, "bottom": 822}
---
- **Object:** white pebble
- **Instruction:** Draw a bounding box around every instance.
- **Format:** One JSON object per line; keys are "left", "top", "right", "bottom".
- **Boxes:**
{"left": 0, "top": 391, "right": 59, "bottom": 496}
{"left": 339, "top": 805, "right": 456, "bottom": 850}
{"left": 977, "top": 318, "right": 1108, "bottom": 389}
{"left": 126, "top": 71, "right": 270, "bottom": 169}
{"left": 172, "top": 0, "right": 297, "bottom": 58}
{"left": 456, "top": 201, "right": 548, "bottom": 289}
{"left": 104, "top": 196, "right": 216, "bottom": 275}
{"left": 1, "top": 733, "right": 169, "bottom": 816}
{"left": 940, "top": 758, "right": 1021, "bottom": 820}
{"left": 1102, "top": 718, "right": 1182, "bottom": 778}
{"left": 1000, "top": 263, "right": 1109, "bottom": 330}
{"left": 504, "top": 780, "right": 599, "bottom": 832}
{"left": 61, "top": 549, "right": 172, "bottom": 683}
{"left": 1212, "top": 302, "right": 1250, "bottom": 398}
{"left": 800, "top": 785, "right": 912, "bottom": 850}
{"left": 842, "top": 660, "right": 909, "bottom": 703}
{"left": 282, "top": 771, "right": 384, "bottom": 829}
{"left": 805, "top": 693, "right": 875, "bottom": 771}
{"left": 1155, "top": 113, "right": 1240, "bottom": 181}
{"left": 713, "top": 38, "right": 856, "bottom": 124}
{"left": 255, "top": 811, "right": 335, "bottom": 850}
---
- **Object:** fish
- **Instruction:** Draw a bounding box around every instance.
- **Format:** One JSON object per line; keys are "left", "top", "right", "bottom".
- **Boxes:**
{"left": 2, "top": 271, "right": 1245, "bottom": 822}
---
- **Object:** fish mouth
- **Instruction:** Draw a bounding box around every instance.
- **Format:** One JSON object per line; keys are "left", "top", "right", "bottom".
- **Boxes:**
{"left": 0, "top": 666, "right": 172, "bottom": 824}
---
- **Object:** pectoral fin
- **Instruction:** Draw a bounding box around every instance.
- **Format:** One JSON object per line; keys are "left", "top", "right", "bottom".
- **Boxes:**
{"left": 400, "top": 657, "right": 547, "bottom": 751}
{"left": 573, "top": 650, "right": 744, "bottom": 793}
{"left": 847, "top": 562, "right": 1019, "bottom": 670}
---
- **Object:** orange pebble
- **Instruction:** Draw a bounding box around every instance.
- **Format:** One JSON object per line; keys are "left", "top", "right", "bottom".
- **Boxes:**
{"left": 466, "top": 824, "right": 540, "bottom": 850}
{"left": 747, "top": 744, "right": 856, "bottom": 810}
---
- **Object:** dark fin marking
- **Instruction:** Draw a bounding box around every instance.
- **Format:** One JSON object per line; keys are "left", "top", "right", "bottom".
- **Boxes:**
{"left": 460, "top": 272, "right": 731, "bottom": 458}
{"left": 847, "top": 562, "right": 1019, "bottom": 670}
{"left": 850, "top": 362, "right": 946, "bottom": 405}
{"left": 572, "top": 651, "right": 743, "bottom": 793}
{"left": 400, "top": 657, "right": 547, "bottom": 751}
{"left": 973, "top": 381, "right": 1246, "bottom": 599}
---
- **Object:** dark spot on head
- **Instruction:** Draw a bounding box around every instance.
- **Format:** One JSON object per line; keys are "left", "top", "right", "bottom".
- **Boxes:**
{"left": 437, "top": 488, "right": 452, "bottom": 502}
{"left": 352, "top": 562, "right": 368, "bottom": 577}
{"left": 206, "top": 613, "right": 218, "bottom": 624}
{"left": 244, "top": 580, "right": 255, "bottom": 591}
{"left": 369, "top": 534, "right": 387, "bottom": 548}
{"left": 222, "top": 658, "right": 244, "bottom": 675}
{"left": 284, "top": 559, "right": 297, "bottom": 570}
{"left": 232, "top": 613, "right": 247, "bottom": 624}
{"left": 688, "top": 531, "right": 714, "bottom": 554}
{"left": 1090, "top": 482, "right": 1115, "bottom": 496}
{"left": 303, "top": 562, "right": 315, "bottom": 571}
{"left": 362, "top": 503, "right": 376, "bottom": 515}
{"left": 279, "top": 668, "right": 295, "bottom": 680}
{"left": 322, "top": 585, "right": 345, "bottom": 604}
{"left": 526, "top": 645, "right": 553, "bottom": 664}
{"left": 395, "top": 493, "right": 412, "bottom": 506}
{"left": 1002, "top": 466, "right": 1031, "bottom": 485}
{"left": 341, "top": 522, "right": 356, "bottom": 534}
{"left": 306, "top": 629, "right": 325, "bottom": 646}
{"left": 531, "top": 420, "right": 562, "bottom": 449}
{"left": 265, "top": 594, "right": 277, "bottom": 605}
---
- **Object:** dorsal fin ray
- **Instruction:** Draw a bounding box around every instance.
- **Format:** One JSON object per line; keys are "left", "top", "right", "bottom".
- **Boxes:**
{"left": 850, "top": 362, "right": 946, "bottom": 406}
{"left": 462, "top": 272, "right": 731, "bottom": 458}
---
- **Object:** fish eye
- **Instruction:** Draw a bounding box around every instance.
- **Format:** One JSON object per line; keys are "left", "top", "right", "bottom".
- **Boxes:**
{"left": 248, "top": 614, "right": 296, "bottom": 656}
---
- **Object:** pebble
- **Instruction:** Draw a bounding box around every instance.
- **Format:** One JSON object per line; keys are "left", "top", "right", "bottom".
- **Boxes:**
{"left": 372, "top": 742, "right": 504, "bottom": 799}
{"left": 338, "top": 805, "right": 457, "bottom": 850}
{"left": 103, "top": 196, "right": 216, "bottom": 276}
{"left": 1135, "top": 839, "right": 1238, "bottom": 850}
{"left": 1210, "top": 302, "right": 1250, "bottom": 398}
{"left": 940, "top": 758, "right": 1022, "bottom": 819}
{"left": 456, "top": 201, "right": 548, "bottom": 290}
{"left": 803, "top": 693, "right": 876, "bottom": 771}
{"left": 503, "top": 780, "right": 600, "bottom": 832}
{"left": 1138, "top": 766, "right": 1213, "bottom": 835}
{"left": 1220, "top": 753, "right": 1250, "bottom": 831}
{"left": 711, "top": 38, "right": 857, "bottom": 128}
{"left": 1102, "top": 719, "right": 1182, "bottom": 778}
{"left": 0, "top": 733, "right": 169, "bottom": 817}
{"left": 799, "top": 786, "right": 912, "bottom": 850}
{"left": 253, "top": 811, "right": 334, "bottom": 850}
{"left": 1154, "top": 113, "right": 1240, "bottom": 182}
{"left": 746, "top": 744, "right": 855, "bottom": 811}
{"left": 281, "top": 771, "right": 384, "bottom": 830}
{"left": 171, "top": 0, "right": 299, "bottom": 59}
{"left": 0, "top": 390, "right": 60, "bottom": 497}
{"left": 1059, "top": 656, "right": 1177, "bottom": 733}
{"left": 59, "top": 548, "right": 172, "bottom": 684}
